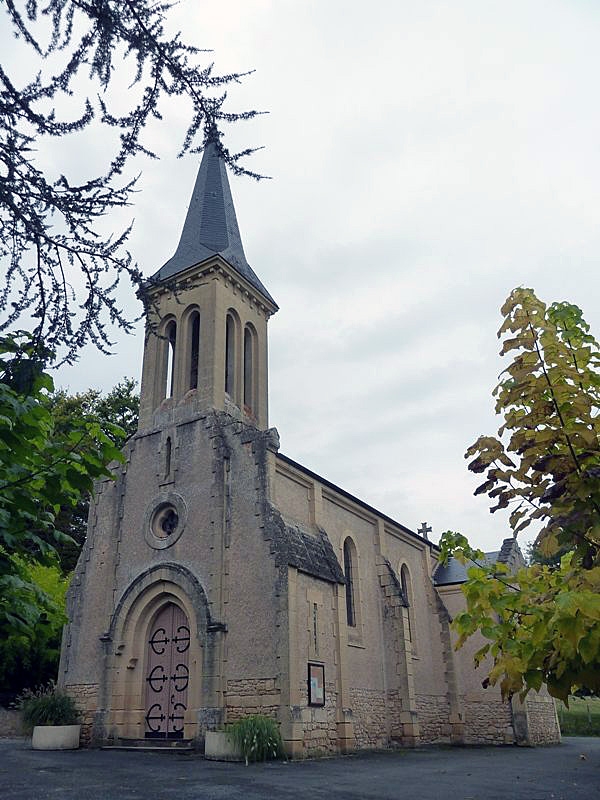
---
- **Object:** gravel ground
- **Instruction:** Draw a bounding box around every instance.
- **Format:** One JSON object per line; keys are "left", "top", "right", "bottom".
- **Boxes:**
{"left": 1, "top": 736, "right": 599, "bottom": 800}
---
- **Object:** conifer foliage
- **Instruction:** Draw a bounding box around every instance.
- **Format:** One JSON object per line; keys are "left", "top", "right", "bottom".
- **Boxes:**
{"left": 1, "top": 0, "right": 261, "bottom": 364}
{"left": 440, "top": 288, "right": 600, "bottom": 701}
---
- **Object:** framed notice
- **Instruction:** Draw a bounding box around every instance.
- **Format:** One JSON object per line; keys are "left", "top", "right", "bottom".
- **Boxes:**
{"left": 308, "top": 662, "right": 325, "bottom": 706}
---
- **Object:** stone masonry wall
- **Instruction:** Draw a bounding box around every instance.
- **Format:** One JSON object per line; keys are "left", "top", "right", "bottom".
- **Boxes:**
{"left": 0, "top": 708, "right": 24, "bottom": 738}
{"left": 463, "top": 697, "right": 514, "bottom": 745}
{"left": 387, "top": 689, "right": 402, "bottom": 740}
{"left": 65, "top": 684, "right": 98, "bottom": 746}
{"left": 526, "top": 697, "right": 560, "bottom": 745}
{"left": 299, "top": 680, "right": 338, "bottom": 756}
{"left": 225, "top": 678, "right": 280, "bottom": 722}
{"left": 349, "top": 688, "right": 387, "bottom": 749}
{"left": 416, "top": 695, "right": 451, "bottom": 743}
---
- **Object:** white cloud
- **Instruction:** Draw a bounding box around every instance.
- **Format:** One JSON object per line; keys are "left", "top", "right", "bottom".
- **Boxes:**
{"left": 4, "top": 0, "right": 598, "bottom": 551}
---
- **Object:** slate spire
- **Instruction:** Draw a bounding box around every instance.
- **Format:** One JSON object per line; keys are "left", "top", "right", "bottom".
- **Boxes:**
{"left": 153, "top": 136, "right": 276, "bottom": 306}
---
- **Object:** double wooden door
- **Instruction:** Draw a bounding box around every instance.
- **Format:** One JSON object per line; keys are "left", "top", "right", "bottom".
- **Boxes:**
{"left": 144, "top": 603, "right": 190, "bottom": 739}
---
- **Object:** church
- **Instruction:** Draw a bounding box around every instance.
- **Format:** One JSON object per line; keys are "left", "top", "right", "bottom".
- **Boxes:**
{"left": 58, "top": 136, "right": 560, "bottom": 754}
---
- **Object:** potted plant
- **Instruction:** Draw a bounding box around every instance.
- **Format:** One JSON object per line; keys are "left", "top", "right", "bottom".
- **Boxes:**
{"left": 17, "top": 682, "right": 81, "bottom": 750}
{"left": 205, "top": 715, "right": 285, "bottom": 763}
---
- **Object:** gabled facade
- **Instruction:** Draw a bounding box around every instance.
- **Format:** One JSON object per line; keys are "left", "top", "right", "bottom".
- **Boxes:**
{"left": 59, "top": 140, "right": 560, "bottom": 754}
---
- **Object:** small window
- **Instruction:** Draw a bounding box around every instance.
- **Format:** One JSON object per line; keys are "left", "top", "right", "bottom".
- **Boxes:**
{"left": 343, "top": 539, "right": 356, "bottom": 627}
{"left": 165, "top": 436, "right": 172, "bottom": 478}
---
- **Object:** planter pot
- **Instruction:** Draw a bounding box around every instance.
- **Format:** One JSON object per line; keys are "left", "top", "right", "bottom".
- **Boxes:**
{"left": 32, "top": 724, "right": 81, "bottom": 750}
{"left": 204, "top": 730, "right": 243, "bottom": 761}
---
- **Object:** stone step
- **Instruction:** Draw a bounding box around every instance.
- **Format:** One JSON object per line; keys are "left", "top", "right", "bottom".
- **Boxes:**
{"left": 102, "top": 738, "right": 196, "bottom": 752}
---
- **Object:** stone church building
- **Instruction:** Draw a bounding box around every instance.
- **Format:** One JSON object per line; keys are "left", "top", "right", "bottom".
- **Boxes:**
{"left": 59, "top": 139, "right": 560, "bottom": 754}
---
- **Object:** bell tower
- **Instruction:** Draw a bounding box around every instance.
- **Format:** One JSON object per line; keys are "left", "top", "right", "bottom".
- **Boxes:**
{"left": 138, "top": 138, "right": 278, "bottom": 431}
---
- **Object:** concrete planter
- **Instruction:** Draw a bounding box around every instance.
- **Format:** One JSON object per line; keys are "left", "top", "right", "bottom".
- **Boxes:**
{"left": 32, "top": 724, "right": 81, "bottom": 750}
{"left": 204, "top": 730, "right": 243, "bottom": 761}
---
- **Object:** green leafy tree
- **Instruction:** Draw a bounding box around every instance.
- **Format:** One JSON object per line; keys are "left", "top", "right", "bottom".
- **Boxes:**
{"left": 440, "top": 288, "right": 600, "bottom": 702}
{"left": 50, "top": 379, "right": 139, "bottom": 448}
{"left": 0, "top": 333, "right": 123, "bottom": 641}
{"left": 41, "top": 379, "right": 139, "bottom": 571}
{"left": 525, "top": 540, "right": 571, "bottom": 568}
{"left": 0, "top": 557, "right": 69, "bottom": 697}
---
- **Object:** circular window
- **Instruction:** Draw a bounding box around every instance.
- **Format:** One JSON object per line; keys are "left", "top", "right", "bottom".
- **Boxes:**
{"left": 144, "top": 493, "right": 187, "bottom": 550}
{"left": 152, "top": 504, "right": 179, "bottom": 539}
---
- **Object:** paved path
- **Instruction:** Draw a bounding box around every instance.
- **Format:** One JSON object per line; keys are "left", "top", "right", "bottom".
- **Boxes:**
{"left": 2, "top": 737, "right": 599, "bottom": 800}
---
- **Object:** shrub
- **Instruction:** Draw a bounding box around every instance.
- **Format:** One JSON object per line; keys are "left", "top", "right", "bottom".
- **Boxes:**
{"left": 17, "top": 682, "right": 80, "bottom": 733}
{"left": 558, "top": 697, "right": 600, "bottom": 737}
{"left": 227, "top": 714, "right": 285, "bottom": 764}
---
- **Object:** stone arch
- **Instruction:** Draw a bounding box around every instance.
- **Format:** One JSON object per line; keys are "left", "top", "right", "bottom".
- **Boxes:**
{"left": 101, "top": 564, "right": 221, "bottom": 742}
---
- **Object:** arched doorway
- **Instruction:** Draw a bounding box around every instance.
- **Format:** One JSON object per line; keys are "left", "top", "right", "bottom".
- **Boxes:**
{"left": 102, "top": 565, "right": 219, "bottom": 744}
{"left": 144, "top": 603, "right": 190, "bottom": 739}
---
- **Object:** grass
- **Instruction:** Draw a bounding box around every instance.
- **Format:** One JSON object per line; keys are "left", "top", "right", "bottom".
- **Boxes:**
{"left": 227, "top": 715, "right": 285, "bottom": 764}
{"left": 16, "top": 682, "right": 80, "bottom": 734}
{"left": 557, "top": 697, "right": 600, "bottom": 737}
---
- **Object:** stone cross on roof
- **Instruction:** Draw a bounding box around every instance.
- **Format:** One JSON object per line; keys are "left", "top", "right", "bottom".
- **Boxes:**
{"left": 417, "top": 521, "right": 432, "bottom": 540}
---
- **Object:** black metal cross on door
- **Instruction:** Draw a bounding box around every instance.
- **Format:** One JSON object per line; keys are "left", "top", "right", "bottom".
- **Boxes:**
{"left": 144, "top": 603, "right": 190, "bottom": 739}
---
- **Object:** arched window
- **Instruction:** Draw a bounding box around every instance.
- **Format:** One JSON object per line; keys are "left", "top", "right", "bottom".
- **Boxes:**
{"left": 225, "top": 313, "right": 235, "bottom": 396}
{"left": 243, "top": 325, "right": 255, "bottom": 411}
{"left": 343, "top": 538, "right": 356, "bottom": 627}
{"left": 188, "top": 310, "right": 200, "bottom": 390}
{"left": 400, "top": 564, "right": 413, "bottom": 643}
{"left": 165, "top": 320, "right": 177, "bottom": 399}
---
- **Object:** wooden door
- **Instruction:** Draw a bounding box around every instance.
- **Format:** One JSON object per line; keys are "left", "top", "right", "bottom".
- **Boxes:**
{"left": 144, "top": 603, "right": 190, "bottom": 739}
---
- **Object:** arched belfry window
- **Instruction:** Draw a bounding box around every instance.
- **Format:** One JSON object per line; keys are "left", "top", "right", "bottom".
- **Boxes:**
{"left": 343, "top": 538, "right": 356, "bottom": 627}
{"left": 225, "top": 313, "right": 235, "bottom": 397}
{"left": 187, "top": 310, "right": 200, "bottom": 391}
{"left": 243, "top": 325, "right": 255, "bottom": 412}
{"left": 165, "top": 320, "right": 177, "bottom": 399}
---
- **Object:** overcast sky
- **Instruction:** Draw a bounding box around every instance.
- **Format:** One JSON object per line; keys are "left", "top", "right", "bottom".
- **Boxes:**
{"left": 8, "top": 1, "right": 600, "bottom": 552}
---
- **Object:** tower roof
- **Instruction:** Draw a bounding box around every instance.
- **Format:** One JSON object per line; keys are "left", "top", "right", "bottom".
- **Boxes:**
{"left": 151, "top": 140, "right": 276, "bottom": 307}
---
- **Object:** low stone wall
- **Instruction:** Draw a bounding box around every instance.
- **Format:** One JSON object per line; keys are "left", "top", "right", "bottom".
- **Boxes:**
{"left": 463, "top": 696, "right": 514, "bottom": 745}
{"left": 64, "top": 684, "right": 98, "bottom": 746}
{"left": 225, "top": 678, "right": 280, "bottom": 722}
{"left": 349, "top": 688, "right": 387, "bottom": 749}
{"left": 416, "top": 695, "right": 451, "bottom": 743}
{"left": 525, "top": 696, "right": 560, "bottom": 745}
{"left": 0, "top": 708, "right": 24, "bottom": 738}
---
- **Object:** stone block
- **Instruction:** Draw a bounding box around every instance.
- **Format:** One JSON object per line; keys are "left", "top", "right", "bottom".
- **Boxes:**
{"left": 283, "top": 737, "right": 305, "bottom": 758}
{"left": 399, "top": 711, "right": 417, "bottom": 724}
{"left": 204, "top": 731, "right": 243, "bottom": 762}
